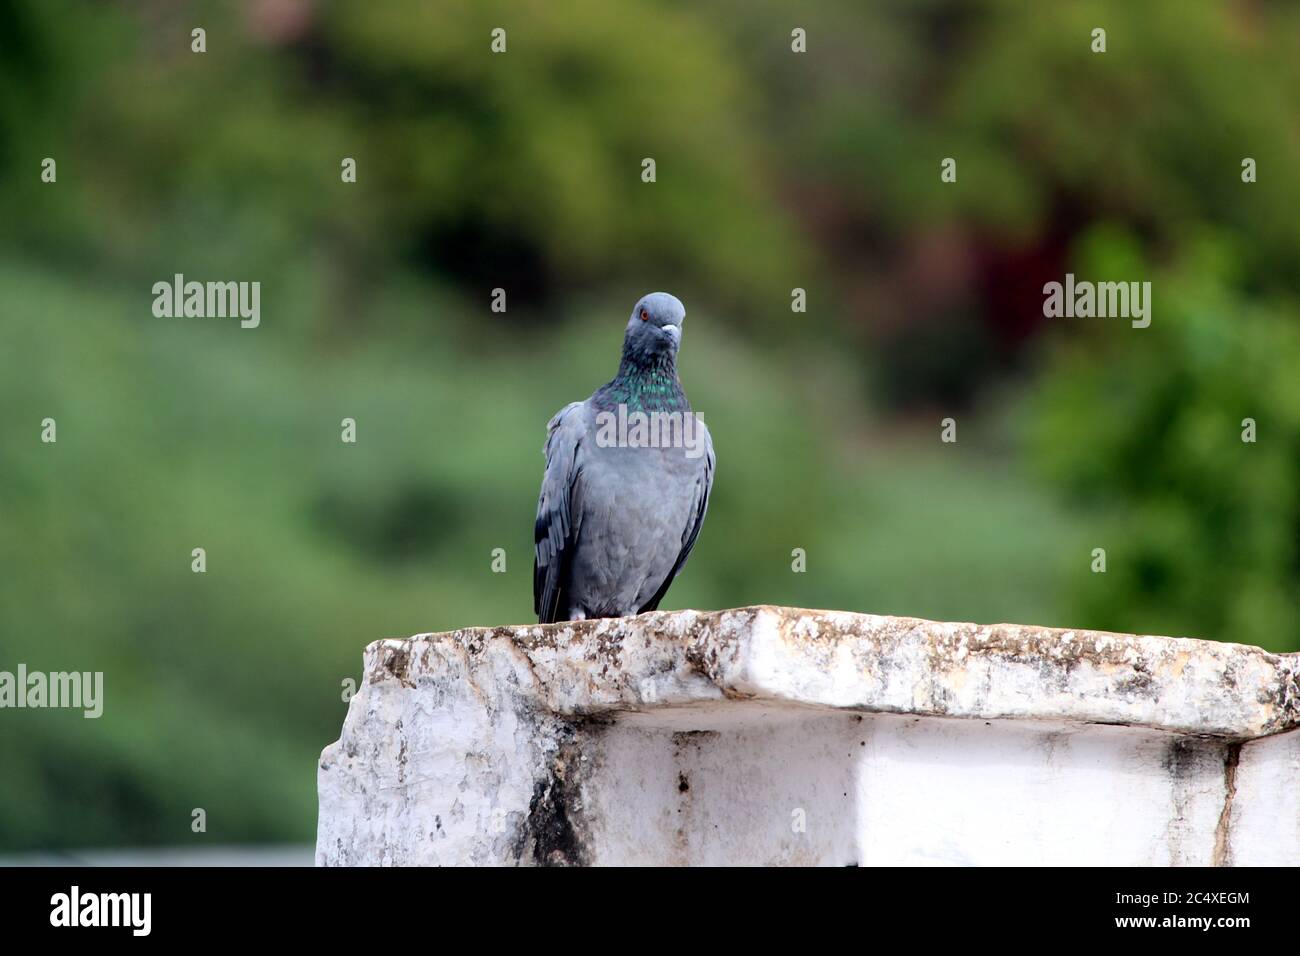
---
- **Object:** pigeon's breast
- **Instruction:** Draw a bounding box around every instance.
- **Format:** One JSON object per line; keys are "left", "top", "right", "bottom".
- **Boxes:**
{"left": 568, "top": 440, "right": 705, "bottom": 617}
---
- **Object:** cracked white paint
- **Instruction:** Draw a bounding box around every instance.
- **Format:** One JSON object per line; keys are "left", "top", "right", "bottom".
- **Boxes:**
{"left": 317, "top": 606, "right": 1299, "bottom": 866}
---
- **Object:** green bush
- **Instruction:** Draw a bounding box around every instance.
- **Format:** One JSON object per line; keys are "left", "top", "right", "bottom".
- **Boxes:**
{"left": 1028, "top": 232, "right": 1300, "bottom": 651}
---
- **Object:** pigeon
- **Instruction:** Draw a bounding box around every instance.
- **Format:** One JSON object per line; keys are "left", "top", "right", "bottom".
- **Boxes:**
{"left": 534, "top": 292, "right": 715, "bottom": 623}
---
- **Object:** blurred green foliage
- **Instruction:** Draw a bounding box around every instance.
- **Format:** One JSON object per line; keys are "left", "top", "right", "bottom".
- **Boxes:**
{"left": 1028, "top": 231, "right": 1300, "bottom": 651}
{"left": 0, "top": 0, "right": 1296, "bottom": 851}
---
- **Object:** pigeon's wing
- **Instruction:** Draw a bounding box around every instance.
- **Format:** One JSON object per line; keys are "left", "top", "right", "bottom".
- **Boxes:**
{"left": 638, "top": 424, "right": 715, "bottom": 614}
{"left": 534, "top": 402, "right": 586, "bottom": 623}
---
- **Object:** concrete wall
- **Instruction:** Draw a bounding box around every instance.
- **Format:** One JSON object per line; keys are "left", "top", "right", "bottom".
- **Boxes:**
{"left": 316, "top": 606, "right": 1299, "bottom": 866}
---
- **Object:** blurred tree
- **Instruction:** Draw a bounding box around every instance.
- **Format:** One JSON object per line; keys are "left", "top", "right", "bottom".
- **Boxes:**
{"left": 0, "top": 0, "right": 806, "bottom": 323}
{"left": 1028, "top": 231, "right": 1300, "bottom": 651}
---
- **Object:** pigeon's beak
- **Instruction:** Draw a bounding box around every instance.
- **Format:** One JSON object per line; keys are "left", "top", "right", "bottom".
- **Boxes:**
{"left": 661, "top": 324, "right": 681, "bottom": 346}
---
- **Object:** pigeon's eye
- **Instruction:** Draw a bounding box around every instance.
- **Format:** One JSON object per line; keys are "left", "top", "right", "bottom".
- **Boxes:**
{"left": 640, "top": 309, "right": 649, "bottom": 322}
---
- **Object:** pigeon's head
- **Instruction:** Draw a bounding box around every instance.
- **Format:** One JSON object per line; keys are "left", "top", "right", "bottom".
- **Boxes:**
{"left": 624, "top": 292, "right": 686, "bottom": 357}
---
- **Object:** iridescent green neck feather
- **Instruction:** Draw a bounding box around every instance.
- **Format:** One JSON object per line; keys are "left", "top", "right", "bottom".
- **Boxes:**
{"left": 593, "top": 341, "right": 689, "bottom": 414}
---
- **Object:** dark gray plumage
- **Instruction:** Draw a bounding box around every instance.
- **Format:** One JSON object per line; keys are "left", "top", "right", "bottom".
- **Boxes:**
{"left": 534, "top": 292, "right": 715, "bottom": 623}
